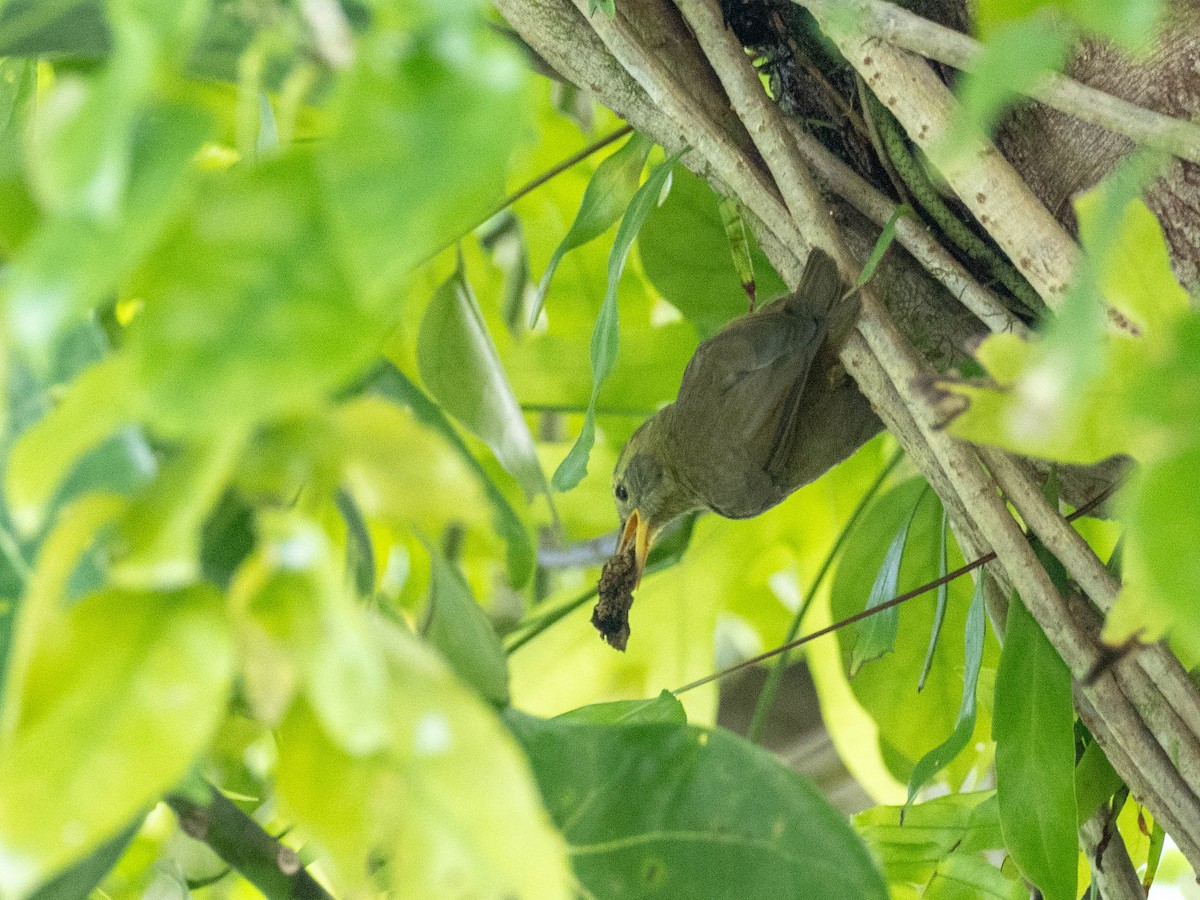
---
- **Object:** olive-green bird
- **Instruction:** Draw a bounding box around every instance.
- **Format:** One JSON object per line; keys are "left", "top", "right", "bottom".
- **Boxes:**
{"left": 611, "top": 248, "right": 880, "bottom": 583}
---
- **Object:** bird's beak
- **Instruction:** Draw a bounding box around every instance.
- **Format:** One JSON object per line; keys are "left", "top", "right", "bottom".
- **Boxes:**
{"left": 617, "top": 508, "right": 651, "bottom": 586}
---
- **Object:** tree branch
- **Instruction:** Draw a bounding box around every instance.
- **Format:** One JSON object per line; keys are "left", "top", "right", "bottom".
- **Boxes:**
{"left": 825, "top": 0, "right": 1200, "bottom": 165}
{"left": 168, "top": 785, "right": 333, "bottom": 900}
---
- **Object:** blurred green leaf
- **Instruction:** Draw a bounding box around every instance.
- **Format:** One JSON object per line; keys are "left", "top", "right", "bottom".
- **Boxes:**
{"left": 939, "top": 17, "right": 1068, "bottom": 164}
{"left": 507, "top": 711, "right": 889, "bottom": 898}
{"left": 126, "top": 156, "right": 382, "bottom": 435}
{"left": 532, "top": 131, "right": 651, "bottom": 325}
{"left": 367, "top": 363, "right": 534, "bottom": 588}
{"left": 6, "top": 101, "right": 210, "bottom": 361}
{"left": 993, "top": 591, "right": 1077, "bottom": 900}
{"left": 975, "top": 0, "right": 1163, "bottom": 45}
{"left": 419, "top": 255, "right": 553, "bottom": 507}
{"left": 233, "top": 512, "right": 390, "bottom": 755}
{"left": 717, "top": 196, "right": 757, "bottom": 305}
{"left": 422, "top": 543, "right": 509, "bottom": 705}
{"left": 552, "top": 148, "right": 685, "bottom": 491}
{"left": 0, "top": 585, "right": 233, "bottom": 898}
{"left": 639, "top": 166, "right": 786, "bottom": 338}
{"left": 0, "top": 1, "right": 109, "bottom": 57}
{"left": 26, "top": 815, "right": 141, "bottom": 900}
{"left": 276, "top": 620, "right": 571, "bottom": 898}
{"left": 849, "top": 483, "right": 927, "bottom": 676}
{"left": 110, "top": 429, "right": 246, "bottom": 590}
{"left": 317, "top": 14, "right": 529, "bottom": 296}
{"left": 923, "top": 852, "right": 1025, "bottom": 900}
{"left": 907, "top": 570, "right": 986, "bottom": 803}
{"left": 555, "top": 689, "right": 686, "bottom": 725}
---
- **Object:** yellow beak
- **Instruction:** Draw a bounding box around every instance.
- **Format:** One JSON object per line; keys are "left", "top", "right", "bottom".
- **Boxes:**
{"left": 617, "top": 508, "right": 651, "bottom": 586}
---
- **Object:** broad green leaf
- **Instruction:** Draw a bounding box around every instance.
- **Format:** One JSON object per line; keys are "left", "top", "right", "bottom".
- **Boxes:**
{"left": 507, "top": 711, "right": 889, "bottom": 899}
{"left": 276, "top": 621, "right": 571, "bottom": 899}
{"left": 367, "top": 363, "right": 534, "bottom": 587}
{"left": 855, "top": 792, "right": 1003, "bottom": 887}
{"left": 418, "top": 255, "right": 552, "bottom": 505}
{"left": 0, "top": 1, "right": 110, "bottom": 57}
{"left": 849, "top": 483, "right": 928, "bottom": 676}
{"left": 939, "top": 17, "right": 1069, "bottom": 164}
{"left": 532, "top": 132, "right": 652, "bottom": 325}
{"left": 0, "top": 586, "right": 234, "bottom": 898}
{"left": 555, "top": 690, "right": 687, "bottom": 725}
{"left": 639, "top": 166, "right": 786, "bottom": 338}
{"left": 317, "top": 13, "right": 529, "bottom": 296}
{"left": 907, "top": 569, "right": 986, "bottom": 802}
{"left": 552, "top": 148, "right": 686, "bottom": 491}
{"left": 918, "top": 509, "right": 951, "bottom": 691}
{"left": 993, "top": 591, "right": 1077, "bottom": 900}
{"left": 422, "top": 543, "right": 509, "bottom": 705}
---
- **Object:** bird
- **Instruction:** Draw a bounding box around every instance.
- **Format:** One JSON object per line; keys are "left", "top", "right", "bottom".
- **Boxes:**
{"left": 599, "top": 248, "right": 880, "bottom": 645}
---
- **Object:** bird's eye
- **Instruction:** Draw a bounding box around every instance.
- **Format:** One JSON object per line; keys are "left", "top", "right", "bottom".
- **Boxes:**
{"left": 615, "top": 483, "right": 629, "bottom": 503}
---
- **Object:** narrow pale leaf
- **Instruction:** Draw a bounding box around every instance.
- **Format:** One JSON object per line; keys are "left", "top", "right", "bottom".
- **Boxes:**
{"left": 552, "top": 148, "right": 686, "bottom": 491}
{"left": 907, "top": 569, "right": 986, "bottom": 802}
{"left": 918, "top": 508, "right": 951, "bottom": 691}
{"left": 531, "top": 132, "right": 652, "bottom": 325}
{"left": 854, "top": 205, "right": 910, "bottom": 290}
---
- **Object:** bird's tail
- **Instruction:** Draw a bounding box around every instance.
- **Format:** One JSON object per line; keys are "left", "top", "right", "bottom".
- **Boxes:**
{"left": 781, "top": 248, "right": 860, "bottom": 349}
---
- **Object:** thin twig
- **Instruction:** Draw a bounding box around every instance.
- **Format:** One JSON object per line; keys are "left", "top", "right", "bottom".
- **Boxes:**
{"left": 829, "top": 0, "right": 1200, "bottom": 165}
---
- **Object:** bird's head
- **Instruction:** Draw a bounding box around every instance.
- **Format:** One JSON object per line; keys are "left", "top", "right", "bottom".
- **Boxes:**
{"left": 611, "top": 416, "right": 699, "bottom": 585}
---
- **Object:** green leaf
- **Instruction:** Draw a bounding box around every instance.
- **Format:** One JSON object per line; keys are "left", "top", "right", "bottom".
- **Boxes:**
{"left": 854, "top": 205, "right": 910, "bottom": 290}
{"left": 276, "top": 620, "right": 571, "bottom": 898}
{"left": 109, "top": 429, "right": 247, "bottom": 590}
{"left": 1074, "top": 737, "right": 1122, "bottom": 825}
{"left": 0, "top": 586, "right": 234, "bottom": 897}
{"left": 552, "top": 148, "right": 686, "bottom": 491}
{"left": 6, "top": 101, "right": 210, "bottom": 362}
{"left": 906, "top": 569, "right": 986, "bottom": 803}
{"left": 939, "top": 17, "right": 1069, "bottom": 163}
{"left": 26, "top": 816, "right": 141, "bottom": 900}
{"left": 507, "top": 711, "right": 888, "bottom": 898}
{"left": 532, "top": 132, "right": 652, "bottom": 325}
{"left": 849, "top": 484, "right": 928, "bottom": 676}
{"left": 993, "top": 590, "right": 1077, "bottom": 900}
{"left": 367, "top": 363, "right": 534, "bottom": 588}
{"left": 233, "top": 512, "right": 390, "bottom": 755}
{"left": 317, "top": 14, "right": 529, "bottom": 296}
{"left": 918, "top": 508, "right": 951, "bottom": 691}
{"left": 924, "top": 852, "right": 1025, "bottom": 900}
{"left": 0, "top": 1, "right": 110, "bottom": 57}
{"left": 639, "top": 166, "right": 786, "bottom": 338}
{"left": 717, "top": 196, "right": 757, "bottom": 305}
{"left": 589, "top": 0, "right": 616, "bottom": 15}
{"left": 855, "top": 792, "right": 1003, "bottom": 887}
{"left": 975, "top": 0, "right": 1163, "bottom": 45}
{"left": 5, "top": 355, "right": 137, "bottom": 535}
{"left": 422, "top": 543, "right": 509, "bottom": 705}
{"left": 418, "top": 254, "right": 552, "bottom": 505}
{"left": 555, "top": 690, "right": 686, "bottom": 725}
